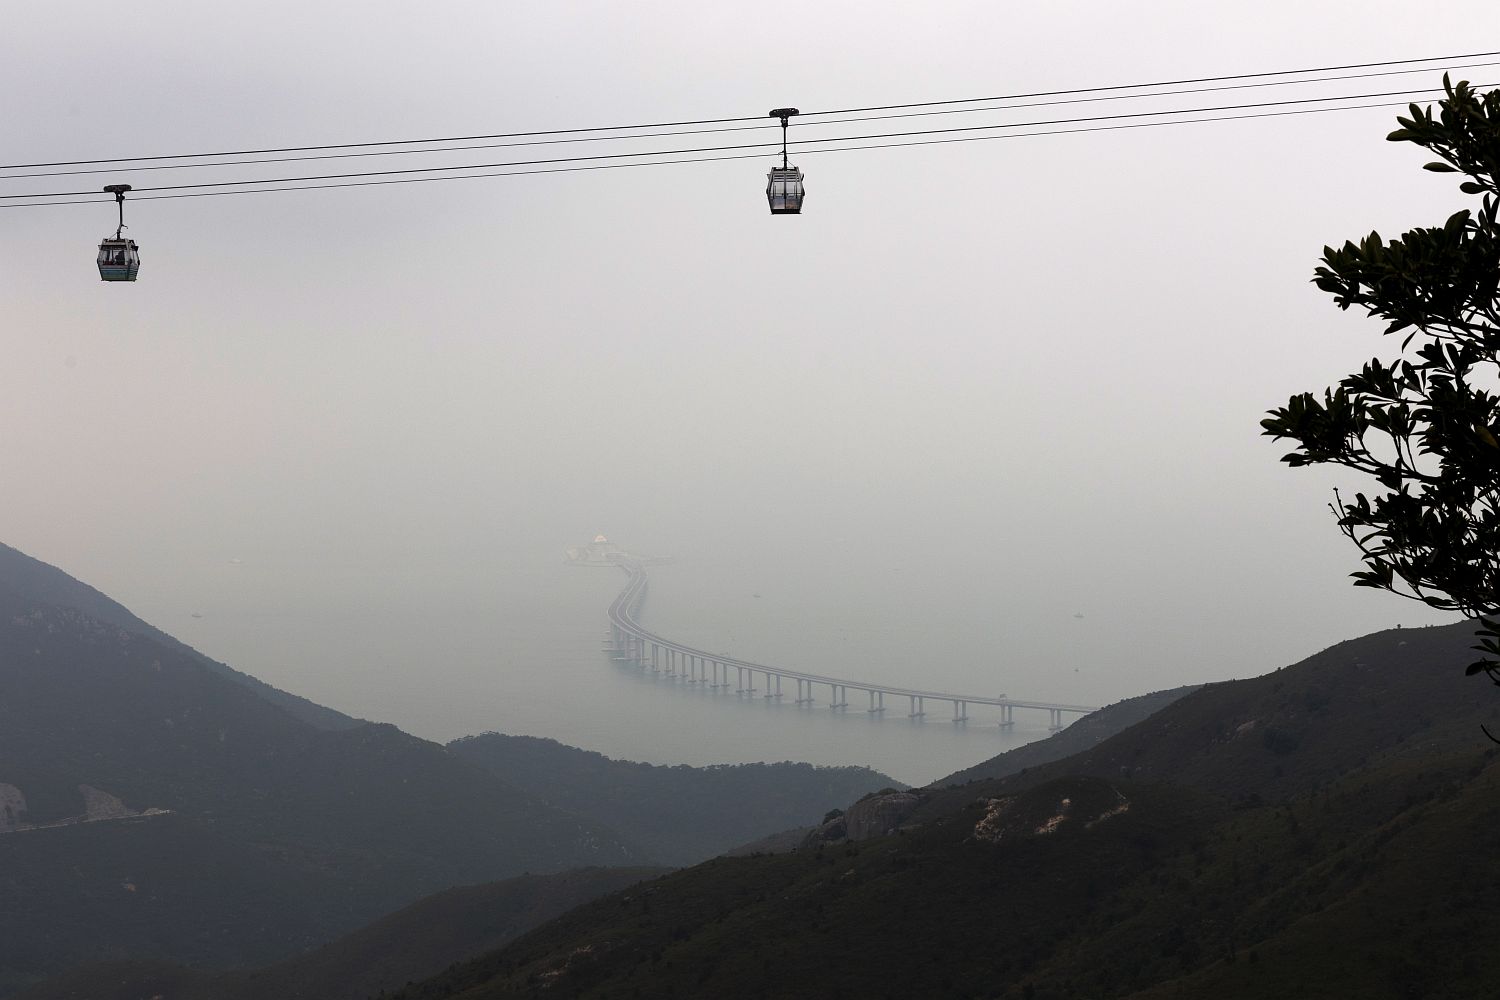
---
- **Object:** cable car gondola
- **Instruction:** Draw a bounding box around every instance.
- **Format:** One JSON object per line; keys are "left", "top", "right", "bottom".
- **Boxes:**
{"left": 766, "top": 107, "right": 805, "bottom": 215}
{"left": 97, "top": 184, "right": 141, "bottom": 282}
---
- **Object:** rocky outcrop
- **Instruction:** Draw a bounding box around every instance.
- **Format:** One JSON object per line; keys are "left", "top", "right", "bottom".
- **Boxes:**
{"left": 79, "top": 784, "right": 137, "bottom": 822}
{"left": 0, "top": 783, "right": 160, "bottom": 833}
{"left": 0, "top": 783, "right": 26, "bottom": 832}
{"left": 801, "top": 789, "right": 928, "bottom": 846}
{"left": 972, "top": 777, "right": 1130, "bottom": 844}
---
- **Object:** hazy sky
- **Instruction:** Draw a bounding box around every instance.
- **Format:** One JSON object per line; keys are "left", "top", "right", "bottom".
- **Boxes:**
{"left": 2, "top": 3, "right": 1491, "bottom": 771}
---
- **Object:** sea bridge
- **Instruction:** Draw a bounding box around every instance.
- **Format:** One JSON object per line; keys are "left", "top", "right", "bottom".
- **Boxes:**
{"left": 604, "top": 565, "right": 1097, "bottom": 731}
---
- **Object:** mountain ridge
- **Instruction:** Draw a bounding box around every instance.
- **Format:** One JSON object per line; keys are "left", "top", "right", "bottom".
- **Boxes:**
{"left": 0, "top": 542, "right": 359, "bottom": 732}
{"left": 374, "top": 619, "right": 1500, "bottom": 999}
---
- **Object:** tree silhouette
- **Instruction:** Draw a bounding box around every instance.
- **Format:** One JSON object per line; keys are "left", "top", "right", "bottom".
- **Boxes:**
{"left": 1262, "top": 77, "right": 1500, "bottom": 689}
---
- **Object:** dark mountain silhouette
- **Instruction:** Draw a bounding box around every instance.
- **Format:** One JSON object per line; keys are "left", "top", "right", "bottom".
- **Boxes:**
{"left": 935, "top": 684, "right": 1201, "bottom": 787}
{"left": 727, "top": 687, "right": 1202, "bottom": 856}
{"left": 0, "top": 545, "right": 642, "bottom": 995}
{"left": 377, "top": 621, "right": 1500, "bottom": 1000}
{"left": 919, "top": 620, "right": 1498, "bottom": 817}
{"left": 13, "top": 867, "right": 668, "bottom": 1000}
{"left": 0, "top": 542, "right": 357, "bottom": 732}
{"left": 448, "top": 733, "right": 897, "bottom": 865}
{"left": 0, "top": 542, "right": 917, "bottom": 998}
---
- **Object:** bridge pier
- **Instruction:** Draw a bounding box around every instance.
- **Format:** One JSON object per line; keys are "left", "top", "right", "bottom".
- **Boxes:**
{"left": 604, "top": 566, "right": 1097, "bottom": 730}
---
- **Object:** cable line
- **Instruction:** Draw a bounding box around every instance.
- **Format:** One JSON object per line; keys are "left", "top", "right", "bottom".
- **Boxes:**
{"left": 791, "top": 60, "right": 1500, "bottom": 130}
{"left": 0, "top": 123, "right": 780, "bottom": 180}
{"left": 0, "top": 115, "right": 770, "bottom": 172}
{"left": 0, "top": 96, "right": 1441, "bottom": 211}
{"left": 0, "top": 83, "right": 1474, "bottom": 203}
{"left": 10, "top": 59, "right": 1499, "bottom": 182}
{"left": 798, "top": 48, "right": 1500, "bottom": 117}
{"left": 3, "top": 48, "right": 1494, "bottom": 173}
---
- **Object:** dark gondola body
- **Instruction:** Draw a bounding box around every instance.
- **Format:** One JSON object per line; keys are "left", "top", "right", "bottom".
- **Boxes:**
{"left": 766, "top": 166, "right": 805, "bottom": 214}
{"left": 97, "top": 237, "right": 141, "bottom": 282}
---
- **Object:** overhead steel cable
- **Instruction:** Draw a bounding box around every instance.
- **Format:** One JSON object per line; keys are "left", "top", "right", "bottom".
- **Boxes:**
{"left": 0, "top": 83, "right": 1475, "bottom": 203}
{"left": 791, "top": 59, "right": 1500, "bottom": 130}
{"left": 796, "top": 48, "right": 1500, "bottom": 117}
{"left": 0, "top": 114, "right": 770, "bottom": 172}
{"left": 9, "top": 59, "right": 1500, "bottom": 182}
{"left": 1, "top": 123, "right": 779, "bottom": 180}
{"left": 0, "top": 96, "right": 1448, "bottom": 211}
{"left": 2, "top": 48, "right": 1495, "bottom": 174}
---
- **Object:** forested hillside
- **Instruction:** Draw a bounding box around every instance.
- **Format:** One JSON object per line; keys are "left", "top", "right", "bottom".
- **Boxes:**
{"left": 382, "top": 622, "right": 1500, "bottom": 999}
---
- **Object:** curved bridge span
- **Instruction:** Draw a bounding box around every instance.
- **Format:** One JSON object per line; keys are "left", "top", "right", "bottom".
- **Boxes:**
{"left": 605, "top": 565, "right": 1097, "bottom": 731}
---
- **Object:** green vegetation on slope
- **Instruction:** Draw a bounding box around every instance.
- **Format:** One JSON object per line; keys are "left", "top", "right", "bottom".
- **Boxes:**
{"left": 935, "top": 685, "right": 1200, "bottom": 788}
{"left": 449, "top": 733, "right": 898, "bottom": 865}
{"left": 0, "top": 578, "right": 641, "bottom": 993}
{"left": 379, "top": 622, "right": 1500, "bottom": 1000}
{"left": 15, "top": 867, "right": 670, "bottom": 1000}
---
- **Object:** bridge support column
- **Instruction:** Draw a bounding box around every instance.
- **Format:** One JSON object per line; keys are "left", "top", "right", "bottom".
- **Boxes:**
{"left": 867, "top": 690, "right": 885, "bottom": 714}
{"left": 909, "top": 695, "right": 924, "bottom": 719}
{"left": 1048, "top": 708, "right": 1063, "bottom": 731}
{"left": 952, "top": 700, "right": 967, "bottom": 723}
{"left": 999, "top": 704, "right": 1014, "bottom": 729}
{"left": 768, "top": 674, "right": 782, "bottom": 699}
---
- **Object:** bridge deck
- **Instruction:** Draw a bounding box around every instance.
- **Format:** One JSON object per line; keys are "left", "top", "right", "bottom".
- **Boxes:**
{"left": 607, "top": 565, "right": 1097, "bottom": 715}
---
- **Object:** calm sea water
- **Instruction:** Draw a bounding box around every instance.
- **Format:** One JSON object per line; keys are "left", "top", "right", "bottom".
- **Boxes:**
{"left": 163, "top": 550, "right": 1081, "bottom": 787}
